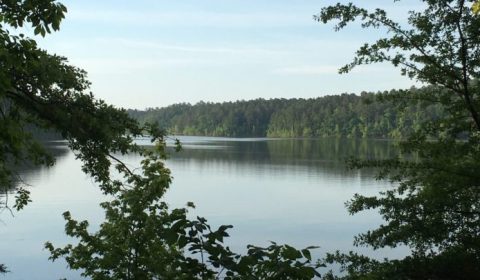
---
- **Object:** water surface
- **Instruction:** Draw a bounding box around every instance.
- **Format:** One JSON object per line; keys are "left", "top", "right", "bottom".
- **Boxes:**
{"left": 1, "top": 137, "right": 404, "bottom": 279}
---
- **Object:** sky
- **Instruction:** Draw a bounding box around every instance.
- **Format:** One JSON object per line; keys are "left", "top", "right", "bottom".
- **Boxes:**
{"left": 36, "top": 0, "right": 424, "bottom": 109}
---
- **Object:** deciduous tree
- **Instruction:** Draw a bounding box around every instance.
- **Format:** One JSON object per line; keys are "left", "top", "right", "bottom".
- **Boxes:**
{"left": 316, "top": 1, "right": 480, "bottom": 278}
{"left": 0, "top": 0, "right": 148, "bottom": 209}
{"left": 0, "top": 0, "right": 160, "bottom": 272}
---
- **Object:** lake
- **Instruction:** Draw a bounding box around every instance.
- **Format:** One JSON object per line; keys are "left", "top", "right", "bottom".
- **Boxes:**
{"left": 0, "top": 136, "right": 407, "bottom": 279}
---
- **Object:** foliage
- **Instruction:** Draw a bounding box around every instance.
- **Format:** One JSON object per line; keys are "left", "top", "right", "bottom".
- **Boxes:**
{"left": 45, "top": 139, "right": 322, "bottom": 280}
{"left": 0, "top": 0, "right": 159, "bottom": 272}
{"left": 0, "top": 264, "right": 7, "bottom": 274}
{"left": 0, "top": 0, "right": 148, "bottom": 208}
{"left": 473, "top": 0, "right": 480, "bottom": 14}
{"left": 316, "top": 0, "right": 480, "bottom": 278}
{"left": 129, "top": 90, "right": 444, "bottom": 139}
{"left": 0, "top": 1, "right": 322, "bottom": 278}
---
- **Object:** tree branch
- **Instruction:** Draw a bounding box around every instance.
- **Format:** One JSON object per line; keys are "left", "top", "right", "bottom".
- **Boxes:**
{"left": 107, "top": 153, "right": 134, "bottom": 177}
{"left": 455, "top": 0, "right": 480, "bottom": 130}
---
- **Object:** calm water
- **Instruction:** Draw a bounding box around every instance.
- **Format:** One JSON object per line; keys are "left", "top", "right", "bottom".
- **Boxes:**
{"left": 0, "top": 137, "right": 406, "bottom": 279}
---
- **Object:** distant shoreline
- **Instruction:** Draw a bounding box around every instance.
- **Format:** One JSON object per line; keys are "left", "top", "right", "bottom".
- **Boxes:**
{"left": 129, "top": 88, "right": 443, "bottom": 139}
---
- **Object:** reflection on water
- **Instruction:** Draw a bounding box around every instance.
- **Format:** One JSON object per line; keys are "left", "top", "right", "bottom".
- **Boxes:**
{"left": 1, "top": 137, "right": 406, "bottom": 279}
{"left": 165, "top": 137, "right": 398, "bottom": 179}
{"left": 0, "top": 142, "right": 70, "bottom": 200}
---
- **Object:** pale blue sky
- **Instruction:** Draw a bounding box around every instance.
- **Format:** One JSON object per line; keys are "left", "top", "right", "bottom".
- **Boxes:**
{"left": 37, "top": 1, "right": 423, "bottom": 109}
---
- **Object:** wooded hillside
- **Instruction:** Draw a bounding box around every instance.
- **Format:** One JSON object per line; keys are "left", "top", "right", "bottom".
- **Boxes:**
{"left": 129, "top": 87, "right": 444, "bottom": 138}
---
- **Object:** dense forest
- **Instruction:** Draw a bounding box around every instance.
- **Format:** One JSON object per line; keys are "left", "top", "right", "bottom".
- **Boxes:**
{"left": 128, "top": 87, "right": 444, "bottom": 138}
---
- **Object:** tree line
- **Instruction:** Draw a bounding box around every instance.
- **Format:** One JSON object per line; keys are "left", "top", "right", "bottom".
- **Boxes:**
{"left": 129, "top": 88, "right": 444, "bottom": 139}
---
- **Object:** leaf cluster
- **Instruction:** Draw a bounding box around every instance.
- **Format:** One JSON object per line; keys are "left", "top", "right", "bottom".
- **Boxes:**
{"left": 317, "top": 1, "right": 480, "bottom": 278}
{"left": 45, "top": 140, "right": 322, "bottom": 280}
